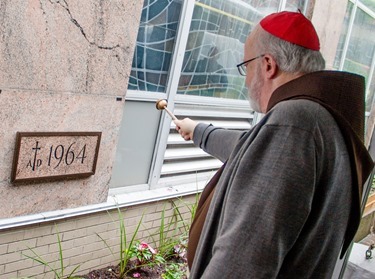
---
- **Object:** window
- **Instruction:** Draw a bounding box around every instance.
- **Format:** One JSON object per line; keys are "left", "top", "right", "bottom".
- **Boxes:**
{"left": 333, "top": 0, "right": 375, "bottom": 202}
{"left": 110, "top": 0, "right": 310, "bottom": 192}
{"left": 128, "top": 0, "right": 183, "bottom": 93}
{"left": 334, "top": 0, "right": 375, "bottom": 113}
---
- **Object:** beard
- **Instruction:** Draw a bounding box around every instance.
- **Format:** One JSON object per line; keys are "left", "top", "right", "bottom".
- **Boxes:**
{"left": 247, "top": 63, "right": 263, "bottom": 113}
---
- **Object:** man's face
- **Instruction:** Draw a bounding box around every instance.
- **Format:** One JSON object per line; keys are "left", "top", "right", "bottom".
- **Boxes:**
{"left": 244, "top": 30, "right": 264, "bottom": 112}
{"left": 247, "top": 63, "right": 263, "bottom": 112}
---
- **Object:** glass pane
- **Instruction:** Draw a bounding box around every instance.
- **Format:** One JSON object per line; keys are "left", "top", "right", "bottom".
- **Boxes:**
{"left": 368, "top": 71, "right": 375, "bottom": 114}
{"left": 343, "top": 8, "right": 375, "bottom": 112}
{"left": 245, "top": 0, "right": 281, "bottom": 14}
{"left": 285, "top": 0, "right": 308, "bottom": 12}
{"left": 127, "top": 0, "right": 183, "bottom": 93}
{"left": 333, "top": 2, "right": 354, "bottom": 70}
{"left": 360, "top": 0, "right": 375, "bottom": 11}
{"left": 110, "top": 101, "right": 161, "bottom": 187}
{"left": 177, "top": 0, "right": 279, "bottom": 100}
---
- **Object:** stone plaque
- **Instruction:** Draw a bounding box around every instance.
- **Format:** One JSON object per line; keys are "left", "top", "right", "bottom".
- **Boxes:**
{"left": 11, "top": 132, "right": 101, "bottom": 183}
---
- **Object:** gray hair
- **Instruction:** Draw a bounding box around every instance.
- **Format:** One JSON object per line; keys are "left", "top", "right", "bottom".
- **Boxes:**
{"left": 255, "top": 27, "right": 326, "bottom": 73}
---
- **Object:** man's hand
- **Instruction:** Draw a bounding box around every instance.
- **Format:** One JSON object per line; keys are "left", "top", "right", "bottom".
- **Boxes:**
{"left": 174, "top": 118, "right": 198, "bottom": 141}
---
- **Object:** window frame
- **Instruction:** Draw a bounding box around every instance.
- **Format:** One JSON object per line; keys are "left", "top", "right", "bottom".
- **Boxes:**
{"left": 338, "top": 0, "right": 375, "bottom": 104}
{"left": 111, "top": 0, "right": 312, "bottom": 193}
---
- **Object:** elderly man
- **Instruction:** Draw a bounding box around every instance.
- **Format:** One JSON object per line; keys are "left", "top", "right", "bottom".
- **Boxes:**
{"left": 174, "top": 11, "right": 373, "bottom": 278}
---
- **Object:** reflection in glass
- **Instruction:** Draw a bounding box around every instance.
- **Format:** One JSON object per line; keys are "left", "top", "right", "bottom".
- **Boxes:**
{"left": 334, "top": 2, "right": 375, "bottom": 112}
{"left": 127, "top": 0, "right": 312, "bottom": 100}
{"left": 369, "top": 72, "right": 375, "bottom": 113}
{"left": 344, "top": 8, "right": 375, "bottom": 112}
{"left": 177, "top": 1, "right": 266, "bottom": 99}
{"left": 333, "top": 2, "right": 353, "bottom": 69}
{"left": 177, "top": 0, "right": 297, "bottom": 100}
{"left": 285, "top": 0, "right": 309, "bottom": 12}
{"left": 344, "top": 8, "right": 374, "bottom": 79}
{"left": 128, "top": 0, "right": 182, "bottom": 93}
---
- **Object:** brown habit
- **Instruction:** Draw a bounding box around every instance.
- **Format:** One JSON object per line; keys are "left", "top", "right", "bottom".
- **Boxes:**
{"left": 186, "top": 71, "right": 374, "bottom": 269}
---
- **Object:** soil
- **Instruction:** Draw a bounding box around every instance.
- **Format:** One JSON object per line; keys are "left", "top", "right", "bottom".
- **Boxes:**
{"left": 77, "top": 264, "right": 164, "bottom": 279}
{"left": 76, "top": 259, "right": 188, "bottom": 279}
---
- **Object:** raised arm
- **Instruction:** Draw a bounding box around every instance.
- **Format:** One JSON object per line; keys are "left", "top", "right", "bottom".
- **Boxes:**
{"left": 174, "top": 118, "right": 246, "bottom": 162}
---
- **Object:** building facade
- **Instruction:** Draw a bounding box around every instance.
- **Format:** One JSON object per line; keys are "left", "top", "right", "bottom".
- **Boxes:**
{"left": 0, "top": 0, "right": 374, "bottom": 278}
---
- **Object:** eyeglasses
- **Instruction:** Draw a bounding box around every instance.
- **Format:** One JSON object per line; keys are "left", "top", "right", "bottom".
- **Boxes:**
{"left": 236, "top": 55, "right": 264, "bottom": 76}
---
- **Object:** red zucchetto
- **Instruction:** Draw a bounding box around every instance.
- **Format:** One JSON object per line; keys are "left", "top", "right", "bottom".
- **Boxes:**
{"left": 260, "top": 11, "right": 320, "bottom": 51}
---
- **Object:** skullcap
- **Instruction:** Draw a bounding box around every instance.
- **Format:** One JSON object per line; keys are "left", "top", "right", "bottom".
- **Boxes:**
{"left": 260, "top": 11, "right": 320, "bottom": 51}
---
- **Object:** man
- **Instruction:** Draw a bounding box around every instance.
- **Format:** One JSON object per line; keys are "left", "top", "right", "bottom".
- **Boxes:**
{"left": 174, "top": 11, "right": 374, "bottom": 278}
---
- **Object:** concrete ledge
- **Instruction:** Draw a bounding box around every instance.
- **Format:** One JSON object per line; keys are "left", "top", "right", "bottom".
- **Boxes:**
{"left": 0, "top": 182, "right": 203, "bottom": 231}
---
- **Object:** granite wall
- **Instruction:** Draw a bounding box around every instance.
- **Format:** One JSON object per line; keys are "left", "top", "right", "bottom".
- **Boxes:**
{"left": 0, "top": 0, "right": 142, "bottom": 218}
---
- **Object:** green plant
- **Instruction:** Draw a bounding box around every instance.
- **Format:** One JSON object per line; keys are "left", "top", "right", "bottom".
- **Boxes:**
{"left": 22, "top": 225, "right": 81, "bottom": 279}
{"left": 162, "top": 262, "right": 185, "bottom": 279}
{"left": 147, "top": 195, "right": 199, "bottom": 262}
{"left": 370, "top": 175, "right": 375, "bottom": 195}
{"left": 96, "top": 207, "right": 145, "bottom": 277}
{"left": 98, "top": 198, "right": 196, "bottom": 278}
{"left": 159, "top": 203, "right": 180, "bottom": 258}
{"left": 172, "top": 235, "right": 188, "bottom": 260}
{"left": 128, "top": 241, "right": 164, "bottom": 266}
{"left": 171, "top": 194, "right": 199, "bottom": 235}
{"left": 146, "top": 202, "right": 185, "bottom": 261}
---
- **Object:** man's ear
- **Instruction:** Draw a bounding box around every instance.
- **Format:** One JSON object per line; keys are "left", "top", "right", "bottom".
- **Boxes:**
{"left": 263, "top": 55, "right": 278, "bottom": 79}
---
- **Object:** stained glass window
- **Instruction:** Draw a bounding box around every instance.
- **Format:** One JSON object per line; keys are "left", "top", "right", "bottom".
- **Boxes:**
{"left": 128, "top": 0, "right": 183, "bottom": 92}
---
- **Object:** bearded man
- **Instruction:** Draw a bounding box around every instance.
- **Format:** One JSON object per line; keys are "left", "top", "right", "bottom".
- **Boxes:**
{"left": 174, "top": 11, "right": 374, "bottom": 278}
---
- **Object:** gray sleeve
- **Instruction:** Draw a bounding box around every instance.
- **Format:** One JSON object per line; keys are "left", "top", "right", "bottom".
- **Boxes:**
{"left": 193, "top": 123, "right": 246, "bottom": 162}
{"left": 199, "top": 123, "right": 317, "bottom": 278}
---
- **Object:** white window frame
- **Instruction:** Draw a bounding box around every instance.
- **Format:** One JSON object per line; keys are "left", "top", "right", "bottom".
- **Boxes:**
{"left": 339, "top": 0, "right": 375, "bottom": 102}
{"left": 111, "top": 0, "right": 315, "bottom": 194}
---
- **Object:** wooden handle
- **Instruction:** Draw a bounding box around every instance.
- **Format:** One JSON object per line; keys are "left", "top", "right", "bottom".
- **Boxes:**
{"left": 163, "top": 107, "right": 178, "bottom": 120}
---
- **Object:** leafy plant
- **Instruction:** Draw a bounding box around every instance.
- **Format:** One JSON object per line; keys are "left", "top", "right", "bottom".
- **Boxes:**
{"left": 162, "top": 262, "right": 185, "bottom": 279}
{"left": 128, "top": 241, "right": 165, "bottom": 266}
{"left": 146, "top": 196, "right": 199, "bottom": 263}
{"left": 97, "top": 207, "right": 145, "bottom": 277}
{"left": 97, "top": 198, "right": 197, "bottom": 278}
{"left": 172, "top": 236, "right": 188, "bottom": 261}
{"left": 171, "top": 196, "right": 199, "bottom": 236}
{"left": 22, "top": 225, "right": 81, "bottom": 279}
{"left": 145, "top": 202, "right": 184, "bottom": 261}
{"left": 159, "top": 203, "right": 179, "bottom": 258}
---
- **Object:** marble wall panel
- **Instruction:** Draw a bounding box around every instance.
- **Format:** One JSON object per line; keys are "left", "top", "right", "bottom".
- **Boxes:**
{"left": 0, "top": 0, "right": 143, "bottom": 218}
{"left": 0, "top": 89, "right": 125, "bottom": 217}
{"left": 0, "top": 0, "right": 140, "bottom": 96}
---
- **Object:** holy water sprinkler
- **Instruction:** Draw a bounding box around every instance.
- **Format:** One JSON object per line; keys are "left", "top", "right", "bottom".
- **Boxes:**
{"left": 156, "top": 99, "right": 178, "bottom": 120}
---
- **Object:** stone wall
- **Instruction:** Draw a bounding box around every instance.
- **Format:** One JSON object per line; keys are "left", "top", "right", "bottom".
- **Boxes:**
{"left": 0, "top": 0, "right": 143, "bottom": 218}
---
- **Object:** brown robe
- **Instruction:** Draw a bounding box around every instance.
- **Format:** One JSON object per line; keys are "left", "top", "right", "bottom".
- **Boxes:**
{"left": 187, "top": 71, "right": 374, "bottom": 269}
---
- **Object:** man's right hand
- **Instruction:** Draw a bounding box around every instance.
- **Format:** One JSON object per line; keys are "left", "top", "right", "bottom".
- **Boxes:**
{"left": 174, "top": 118, "right": 198, "bottom": 141}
